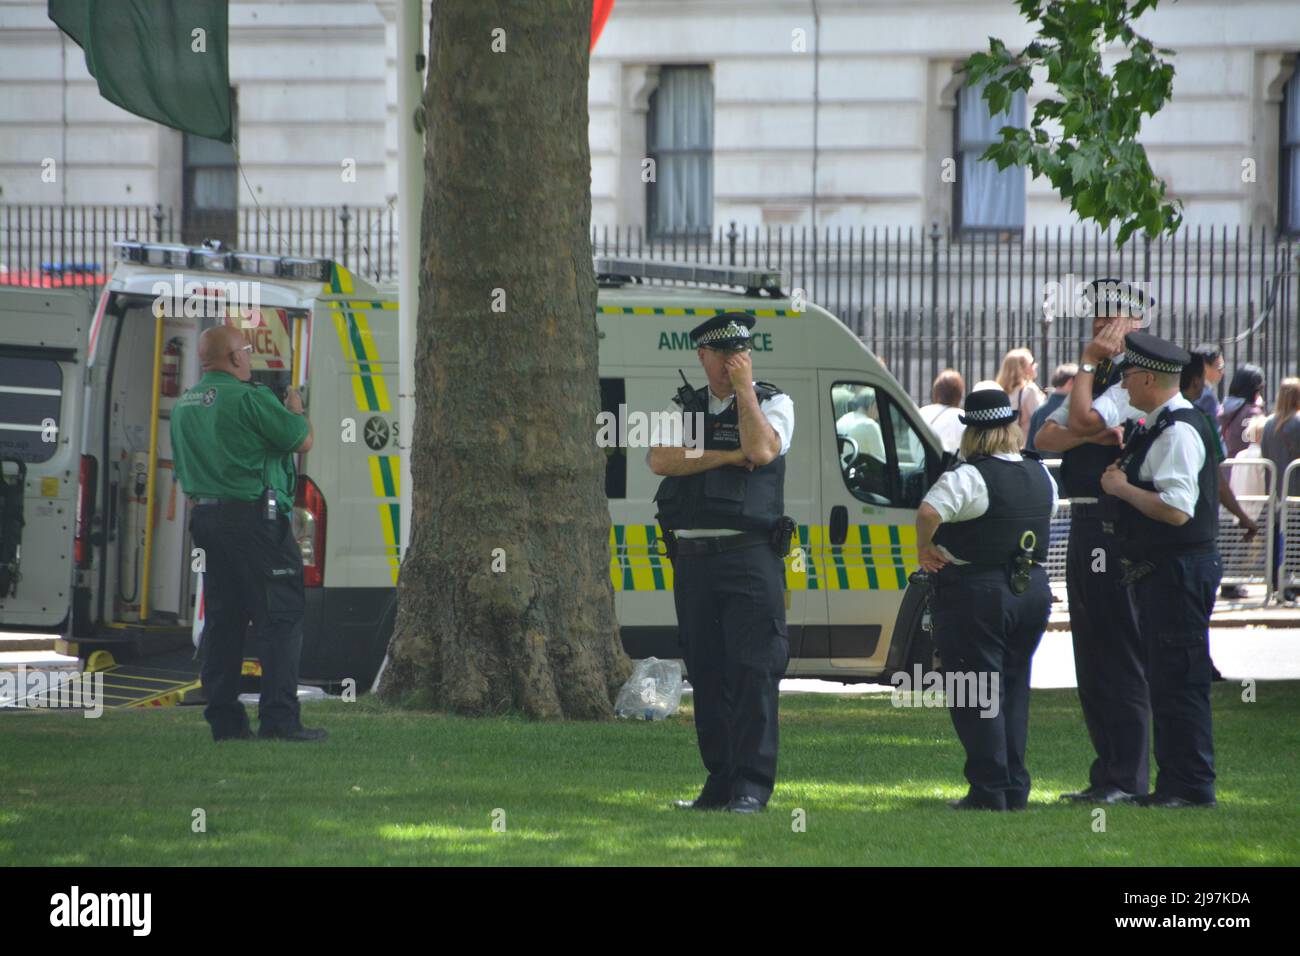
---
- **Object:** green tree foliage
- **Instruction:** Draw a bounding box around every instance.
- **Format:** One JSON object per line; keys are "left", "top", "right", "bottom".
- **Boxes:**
{"left": 962, "top": 0, "right": 1180, "bottom": 245}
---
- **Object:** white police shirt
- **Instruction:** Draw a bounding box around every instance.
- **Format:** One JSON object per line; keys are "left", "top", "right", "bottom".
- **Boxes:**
{"left": 1044, "top": 355, "right": 1132, "bottom": 430}
{"left": 647, "top": 387, "right": 794, "bottom": 538}
{"left": 922, "top": 453, "right": 1060, "bottom": 564}
{"left": 1107, "top": 391, "right": 1206, "bottom": 519}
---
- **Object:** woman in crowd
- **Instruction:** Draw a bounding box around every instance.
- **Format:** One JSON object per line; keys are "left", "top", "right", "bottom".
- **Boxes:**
{"left": 1261, "top": 378, "right": 1300, "bottom": 602}
{"left": 1220, "top": 364, "right": 1266, "bottom": 461}
{"left": 996, "top": 348, "right": 1045, "bottom": 436}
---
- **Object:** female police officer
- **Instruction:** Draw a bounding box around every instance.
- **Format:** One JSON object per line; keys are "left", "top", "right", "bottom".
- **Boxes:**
{"left": 915, "top": 388, "right": 1057, "bottom": 810}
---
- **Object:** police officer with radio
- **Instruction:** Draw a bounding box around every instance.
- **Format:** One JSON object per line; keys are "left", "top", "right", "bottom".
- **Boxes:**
{"left": 170, "top": 324, "right": 326, "bottom": 743}
{"left": 648, "top": 312, "right": 795, "bottom": 814}
{"left": 1033, "top": 279, "right": 1149, "bottom": 804}
{"left": 917, "top": 388, "right": 1057, "bottom": 810}
{"left": 1085, "top": 332, "right": 1221, "bottom": 808}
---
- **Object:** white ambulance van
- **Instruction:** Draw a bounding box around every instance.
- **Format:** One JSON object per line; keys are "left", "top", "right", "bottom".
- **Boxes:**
{"left": 0, "top": 244, "right": 948, "bottom": 689}
{"left": 0, "top": 287, "right": 92, "bottom": 633}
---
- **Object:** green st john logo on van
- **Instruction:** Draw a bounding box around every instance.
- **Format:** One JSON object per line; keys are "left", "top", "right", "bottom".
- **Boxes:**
{"left": 657, "top": 331, "right": 772, "bottom": 351}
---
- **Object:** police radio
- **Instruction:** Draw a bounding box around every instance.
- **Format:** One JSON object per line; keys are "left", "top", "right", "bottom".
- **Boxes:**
{"left": 673, "top": 370, "right": 703, "bottom": 414}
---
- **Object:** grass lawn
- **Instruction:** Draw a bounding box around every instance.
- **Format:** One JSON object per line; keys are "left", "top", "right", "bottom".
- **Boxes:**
{"left": 2, "top": 682, "right": 1297, "bottom": 866}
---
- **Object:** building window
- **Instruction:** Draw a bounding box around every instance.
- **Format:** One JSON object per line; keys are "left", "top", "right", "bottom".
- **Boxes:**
{"left": 647, "top": 66, "right": 713, "bottom": 239}
{"left": 955, "top": 78, "right": 1026, "bottom": 233}
{"left": 182, "top": 89, "right": 238, "bottom": 246}
{"left": 1282, "top": 66, "right": 1300, "bottom": 235}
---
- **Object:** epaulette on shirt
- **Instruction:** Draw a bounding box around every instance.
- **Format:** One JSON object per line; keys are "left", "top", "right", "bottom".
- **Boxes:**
{"left": 754, "top": 381, "right": 783, "bottom": 401}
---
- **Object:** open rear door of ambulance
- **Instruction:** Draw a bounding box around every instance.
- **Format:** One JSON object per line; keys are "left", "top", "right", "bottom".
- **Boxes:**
{"left": 0, "top": 287, "right": 90, "bottom": 633}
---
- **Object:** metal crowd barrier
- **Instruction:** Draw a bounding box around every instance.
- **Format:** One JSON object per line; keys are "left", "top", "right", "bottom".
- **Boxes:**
{"left": 1039, "top": 457, "right": 1277, "bottom": 610}
{"left": 1278, "top": 460, "right": 1300, "bottom": 601}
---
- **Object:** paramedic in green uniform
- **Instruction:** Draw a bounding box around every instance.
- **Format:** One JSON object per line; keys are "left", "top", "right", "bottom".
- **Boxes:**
{"left": 170, "top": 324, "right": 326, "bottom": 742}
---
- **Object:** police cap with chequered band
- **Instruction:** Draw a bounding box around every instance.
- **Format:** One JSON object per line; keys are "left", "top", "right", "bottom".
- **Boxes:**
{"left": 1085, "top": 277, "right": 1155, "bottom": 320}
{"left": 690, "top": 311, "right": 755, "bottom": 351}
{"left": 959, "top": 388, "right": 1018, "bottom": 428}
{"left": 1122, "top": 331, "right": 1191, "bottom": 375}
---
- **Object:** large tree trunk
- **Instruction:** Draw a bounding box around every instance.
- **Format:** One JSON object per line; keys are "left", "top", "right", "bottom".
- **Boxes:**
{"left": 378, "top": 0, "right": 630, "bottom": 718}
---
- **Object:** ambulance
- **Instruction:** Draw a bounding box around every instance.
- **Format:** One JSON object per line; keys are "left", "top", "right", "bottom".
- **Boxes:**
{"left": 0, "top": 243, "right": 950, "bottom": 691}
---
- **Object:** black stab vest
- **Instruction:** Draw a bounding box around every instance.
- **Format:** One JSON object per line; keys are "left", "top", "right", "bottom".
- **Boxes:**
{"left": 1116, "top": 405, "right": 1219, "bottom": 558}
{"left": 1059, "top": 359, "right": 1124, "bottom": 499}
{"left": 932, "top": 455, "right": 1053, "bottom": 565}
{"left": 653, "top": 382, "right": 785, "bottom": 532}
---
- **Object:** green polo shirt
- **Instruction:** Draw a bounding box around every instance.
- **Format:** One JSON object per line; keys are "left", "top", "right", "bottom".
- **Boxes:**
{"left": 170, "top": 371, "right": 309, "bottom": 514}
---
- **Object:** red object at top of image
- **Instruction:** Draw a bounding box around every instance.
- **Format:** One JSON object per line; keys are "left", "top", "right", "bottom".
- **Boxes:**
{"left": 592, "top": 0, "right": 615, "bottom": 50}
{"left": 0, "top": 267, "right": 106, "bottom": 288}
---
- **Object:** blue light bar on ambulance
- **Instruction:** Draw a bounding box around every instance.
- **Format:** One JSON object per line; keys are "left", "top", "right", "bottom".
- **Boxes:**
{"left": 191, "top": 247, "right": 232, "bottom": 272}
{"left": 113, "top": 241, "right": 333, "bottom": 283}
{"left": 231, "top": 252, "right": 281, "bottom": 277}
{"left": 277, "top": 257, "right": 332, "bottom": 282}
{"left": 593, "top": 256, "right": 785, "bottom": 297}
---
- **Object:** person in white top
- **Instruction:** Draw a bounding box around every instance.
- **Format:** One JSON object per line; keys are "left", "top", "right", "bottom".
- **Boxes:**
{"left": 914, "top": 388, "right": 1057, "bottom": 811}
{"left": 918, "top": 368, "right": 967, "bottom": 454}
{"left": 646, "top": 311, "right": 794, "bottom": 815}
{"left": 1073, "top": 329, "right": 1222, "bottom": 809}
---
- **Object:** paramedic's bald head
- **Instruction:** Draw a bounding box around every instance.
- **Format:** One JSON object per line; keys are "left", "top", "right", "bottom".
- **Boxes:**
{"left": 198, "top": 325, "right": 253, "bottom": 381}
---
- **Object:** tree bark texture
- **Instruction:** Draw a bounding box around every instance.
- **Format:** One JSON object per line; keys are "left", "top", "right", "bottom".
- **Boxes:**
{"left": 379, "top": 0, "right": 631, "bottom": 718}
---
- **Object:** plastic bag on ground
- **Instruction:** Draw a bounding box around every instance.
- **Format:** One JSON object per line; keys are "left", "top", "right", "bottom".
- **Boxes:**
{"left": 614, "top": 656, "right": 683, "bottom": 720}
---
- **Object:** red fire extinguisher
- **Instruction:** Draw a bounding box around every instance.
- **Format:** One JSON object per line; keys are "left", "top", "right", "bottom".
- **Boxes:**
{"left": 161, "top": 337, "right": 182, "bottom": 397}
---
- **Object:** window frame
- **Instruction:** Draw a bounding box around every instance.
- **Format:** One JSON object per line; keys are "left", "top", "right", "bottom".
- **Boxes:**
{"left": 953, "top": 78, "right": 1027, "bottom": 238}
{"left": 1281, "top": 64, "right": 1300, "bottom": 236}
{"left": 831, "top": 382, "right": 940, "bottom": 509}
{"left": 646, "top": 64, "right": 715, "bottom": 242}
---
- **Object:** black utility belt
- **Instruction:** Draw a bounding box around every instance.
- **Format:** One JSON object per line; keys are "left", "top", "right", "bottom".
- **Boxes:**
{"left": 191, "top": 496, "right": 258, "bottom": 508}
{"left": 673, "top": 532, "right": 770, "bottom": 556}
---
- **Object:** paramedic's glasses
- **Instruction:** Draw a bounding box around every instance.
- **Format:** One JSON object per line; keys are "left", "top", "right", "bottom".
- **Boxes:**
{"left": 231, "top": 343, "right": 253, "bottom": 359}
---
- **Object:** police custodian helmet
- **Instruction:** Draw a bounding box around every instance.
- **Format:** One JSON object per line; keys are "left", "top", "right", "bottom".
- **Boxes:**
{"left": 690, "top": 312, "right": 756, "bottom": 351}
{"left": 1122, "top": 331, "right": 1190, "bottom": 374}
{"left": 959, "top": 388, "right": 1018, "bottom": 428}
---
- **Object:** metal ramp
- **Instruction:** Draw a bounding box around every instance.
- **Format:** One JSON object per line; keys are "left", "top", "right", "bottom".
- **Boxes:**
{"left": 82, "top": 651, "right": 203, "bottom": 708}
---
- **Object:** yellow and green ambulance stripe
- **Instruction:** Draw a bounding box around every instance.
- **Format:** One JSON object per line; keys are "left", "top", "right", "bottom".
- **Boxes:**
{"left": 608, "top": 524, "right": 917, "bottom": 592}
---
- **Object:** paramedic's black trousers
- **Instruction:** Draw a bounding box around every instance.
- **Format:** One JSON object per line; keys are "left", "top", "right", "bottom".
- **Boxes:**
{"left": 931, "top": 564, "right": 1050, "bottom": 809}
{"left": 1066, "top": 515, "right": 1150, "bottom": 796}
{"left": 1131, "top": 550, "right": 1220, "bottom": 804}
{"left": 673, "top": 542, "right": 789, "bottom": 805}
{"left": 191, "top": 502, "right": 305, "bottom": 739}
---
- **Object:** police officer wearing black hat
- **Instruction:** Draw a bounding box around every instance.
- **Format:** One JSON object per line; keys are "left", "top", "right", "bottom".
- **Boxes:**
{"left": 917, "top": 387, "right": 1057, "bottom": 810}
{"left": 1080, "top": 332, "right": 1221, "bottom": 808}
{"left": 648, "top": 311, "right": 794, "bottom": 814}
{"left": 1034, "top": 278, "right": 1150, "bottom": 804}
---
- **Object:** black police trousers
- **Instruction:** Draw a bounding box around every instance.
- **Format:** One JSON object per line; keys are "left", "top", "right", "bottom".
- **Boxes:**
{"left": 931, "top": 564, "right": 1051, "bottom": 810}
{"left": 1131, "top": 549, "right": 1220, "bottom": 804}
{"left": 673, "top": 541, "right": 789, "bottom": 805}
{"left": 1066, "top": 515, "right": 1150, "bottom": 795}
{"left": 191, "top": 503, "right": 306, "bottom": 740}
